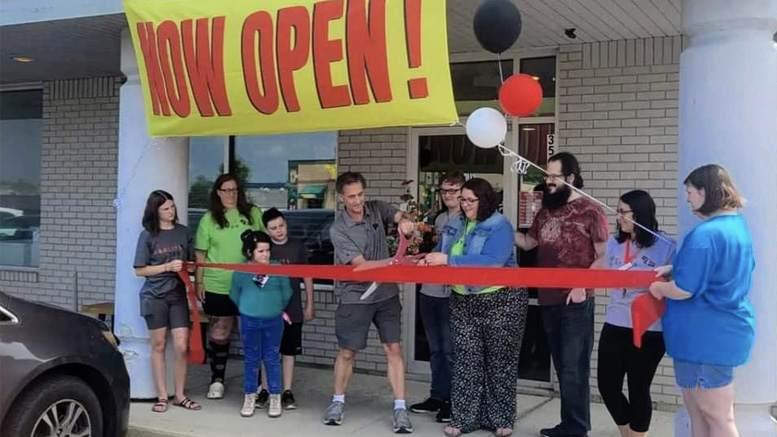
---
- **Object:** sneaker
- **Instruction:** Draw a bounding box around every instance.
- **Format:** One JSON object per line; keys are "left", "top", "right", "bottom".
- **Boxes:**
{"left": 323, "top": 401, "right": 344, "bottom": 426}
{"left": 268, "top": 394, "right": 282, "bottom": 418}
{"left": 207, "top": 381, "right": 225, "bottom": 400}
{"left": 409, "top": 397, "right": 443, "bottom": 414}
{"left": 393, "top": 408, "right": 414, "bottom": 434}
{"left": 240, "top": 394, "right": 256, "bottom": 417}
{"left": 256, "top": 389, "right": 269, "bottom": 409}
{"left": 281, "top": 390, "right": 297, "bottom": 410}
{"left": 435, "top": 401, "right": 451, "bottom": 423}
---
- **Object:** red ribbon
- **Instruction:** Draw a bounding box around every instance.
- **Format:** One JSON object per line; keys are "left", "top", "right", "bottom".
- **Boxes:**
{"left": 179, "top": 261, "right": 664, "bottom": 360}
{"left": 177, "top": 270, "right": 205, "bottom": 364}
{"left": 631, "top": 293, "right": 666, "bottom": 348}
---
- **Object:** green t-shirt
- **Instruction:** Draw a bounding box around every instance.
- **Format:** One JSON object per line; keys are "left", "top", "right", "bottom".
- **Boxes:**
{"left": 195, "top": 206, "right": 265, "bottom": 294}
{"left": 452, "top": 221, "right": 502, "bottom": 296}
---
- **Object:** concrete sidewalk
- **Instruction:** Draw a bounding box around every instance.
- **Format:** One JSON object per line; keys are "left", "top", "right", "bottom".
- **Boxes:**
{"left": 127, "top": 363, "right": 674, "bottom": 437}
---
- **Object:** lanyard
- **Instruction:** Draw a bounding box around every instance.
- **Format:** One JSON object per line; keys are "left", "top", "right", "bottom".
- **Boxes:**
{"left": 622, "top": 239, "right": 634, "bottom": 297}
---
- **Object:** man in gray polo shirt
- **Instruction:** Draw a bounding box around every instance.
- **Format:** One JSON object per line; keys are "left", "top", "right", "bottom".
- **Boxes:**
{"left": 323, "top": 172, "right": 415, "bottom": 434}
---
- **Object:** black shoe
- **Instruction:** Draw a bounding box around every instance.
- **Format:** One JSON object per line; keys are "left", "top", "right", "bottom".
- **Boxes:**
{"left": 435, "top": 401, "right": 451, "bottom": 423}
{"left": 539, "top": 425, "right": 587, "bottom": 437}
{"left": 539, "top": 425, "right": 564, "bottom": 437}
{"left": 409, "top": 397, "right": 443, "bottom": 413}
{"left": 281, "top": 390, "right": 297, "bottom": 410}
{"left": 256, "top": 389, "right": 269, "bottom": 409}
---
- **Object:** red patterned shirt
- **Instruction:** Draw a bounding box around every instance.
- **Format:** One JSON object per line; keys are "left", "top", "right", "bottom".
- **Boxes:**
{"left": 528, "top": 197, "right": 609, "bottom": 306}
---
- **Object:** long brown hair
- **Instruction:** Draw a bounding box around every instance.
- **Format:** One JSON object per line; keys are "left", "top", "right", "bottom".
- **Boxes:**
{"left": 209, "top": 174, "right": 255, "bottom": 229}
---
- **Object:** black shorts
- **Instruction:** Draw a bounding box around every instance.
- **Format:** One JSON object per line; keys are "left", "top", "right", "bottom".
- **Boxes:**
{"left": 280, "top": 322, "right": 303, "bottom": 356}
{"left": 202, "top": 291, "right": 239, "bottom": 317}
{"left": 142, "top": 297, "right": 190, "bottom": 331}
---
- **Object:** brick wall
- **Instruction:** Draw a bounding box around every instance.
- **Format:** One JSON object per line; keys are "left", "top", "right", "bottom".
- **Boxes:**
{"left": 0, "top": 77, "right": 121, "bottom": 310}
{"left": 297, "top": 128, "right": 409, "bottom": 373}
{"left": 557, "top": 38, "right": 682, "bottom": 407}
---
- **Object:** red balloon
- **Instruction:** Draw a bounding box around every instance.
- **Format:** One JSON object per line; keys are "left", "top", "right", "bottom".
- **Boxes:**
{"left": 498, "top": 74, "right": 543, "bottom": 117}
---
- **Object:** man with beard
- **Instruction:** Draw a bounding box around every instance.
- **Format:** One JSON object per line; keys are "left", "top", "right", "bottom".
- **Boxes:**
{"left": 515, "top": 152, "right": 608, "bottom": 437}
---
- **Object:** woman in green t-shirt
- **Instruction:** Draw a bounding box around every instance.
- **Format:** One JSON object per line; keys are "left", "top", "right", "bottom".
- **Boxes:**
{"left": 194, "top": 174, "right": 264, "bottom": 400}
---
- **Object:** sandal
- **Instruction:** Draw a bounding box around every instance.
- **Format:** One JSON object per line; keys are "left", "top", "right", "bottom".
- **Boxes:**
{"left": 174, "top": 397, "right": 202, "bottom": 411}
{"left": 494, "top": 429, "right": 513, "bottom": 437}
{"left": 444, "top": 425, "right": 462, "bottom": 437}
{"left": 152, "top": 398, "right": 168, "bottom": 413}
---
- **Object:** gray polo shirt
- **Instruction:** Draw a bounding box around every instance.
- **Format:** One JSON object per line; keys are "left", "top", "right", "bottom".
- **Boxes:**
{"left": 330, "top": 200, "right": 399, "bottom": 304}
{"left": 419, "top": 210, "right": 458, "bottom": 298}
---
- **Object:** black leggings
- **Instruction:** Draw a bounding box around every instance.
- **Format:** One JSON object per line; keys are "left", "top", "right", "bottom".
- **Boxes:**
{"left": 597, "top": 323, "right": 665, "bottom": 433}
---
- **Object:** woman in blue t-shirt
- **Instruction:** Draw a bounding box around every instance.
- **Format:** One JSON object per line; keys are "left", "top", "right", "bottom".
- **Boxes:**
{"left": 649, "top": 164, "right": 754, "bottom": 437}
{"left": 598, "top": 190, "right": 675, "bottom": 437}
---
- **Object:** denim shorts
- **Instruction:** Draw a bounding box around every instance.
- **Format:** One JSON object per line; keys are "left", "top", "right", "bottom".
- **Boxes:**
{"left": 674, "top": 360, "right": 734, "bottom": 389}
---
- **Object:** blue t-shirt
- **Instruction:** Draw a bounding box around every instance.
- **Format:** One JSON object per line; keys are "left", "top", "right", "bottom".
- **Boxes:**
{"left": 604, "top": 233, "right": 676, "bottom": 331}
{"left": 663, "top": 214, "right": 755, "bottom": 366}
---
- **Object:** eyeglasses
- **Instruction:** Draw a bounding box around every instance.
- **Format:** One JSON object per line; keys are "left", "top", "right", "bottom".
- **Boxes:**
{"left": 218, "top": 188, "right": 239, "bottom": 194}
{"left": 543, "top": 173, "right": 565, "bottom": 180}
{"left": 616, "top": 209, "right": 633, "bottom": 215}
{"left": 440, "top": 188, "right": 461, "bottom": 196}
{"left": 458, "top": 197, "right": 479, "bottom": 205}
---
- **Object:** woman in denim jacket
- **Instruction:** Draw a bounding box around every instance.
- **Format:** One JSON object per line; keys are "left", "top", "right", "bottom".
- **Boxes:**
{"left": 424, "top": 178, "right": 528, "bottom": 437}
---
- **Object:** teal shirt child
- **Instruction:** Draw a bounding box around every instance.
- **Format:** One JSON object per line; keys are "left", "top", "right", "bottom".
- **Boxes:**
{"left": 230, "top": 265, "right": 293, "bottom": 319}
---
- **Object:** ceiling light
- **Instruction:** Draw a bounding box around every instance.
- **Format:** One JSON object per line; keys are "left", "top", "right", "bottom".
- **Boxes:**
{"left": 522, "top": 127, "right": 536, "bottom": 131}
{"left": 12, "top": 56, "right": 34, "bottom": 63}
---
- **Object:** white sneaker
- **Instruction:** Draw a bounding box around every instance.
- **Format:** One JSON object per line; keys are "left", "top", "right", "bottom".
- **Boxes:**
{"left": 207, "top": 381, "right": 225, "bottom": 399}
{"left": 241, "top": 394, "right": 256, "bottom": 417}
{"left": 268, "top": 394, "right": 282, "bottom": 418}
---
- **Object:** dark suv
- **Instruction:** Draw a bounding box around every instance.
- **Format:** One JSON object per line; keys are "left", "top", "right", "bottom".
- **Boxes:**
{"left": 0, "top": 292, "right": 130, "bottom": 437}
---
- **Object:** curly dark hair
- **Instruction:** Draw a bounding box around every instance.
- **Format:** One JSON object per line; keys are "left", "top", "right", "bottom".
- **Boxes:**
{"left": 209, "top": 174, "right": 255, "bottom": 229}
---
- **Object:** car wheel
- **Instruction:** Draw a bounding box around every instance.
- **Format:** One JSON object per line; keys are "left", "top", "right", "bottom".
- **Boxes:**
{"left": 2, "top": 375, "right": 103, "bottom": 437}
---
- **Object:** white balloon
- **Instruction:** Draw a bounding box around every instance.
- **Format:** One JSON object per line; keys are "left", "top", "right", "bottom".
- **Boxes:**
{"left": 466, "top": 107, "right": 507, "bottom": 149}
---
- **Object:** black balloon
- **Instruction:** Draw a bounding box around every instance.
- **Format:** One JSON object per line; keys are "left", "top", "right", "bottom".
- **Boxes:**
{"left": 473, "top": 0, "right": 522, "bottom": 54}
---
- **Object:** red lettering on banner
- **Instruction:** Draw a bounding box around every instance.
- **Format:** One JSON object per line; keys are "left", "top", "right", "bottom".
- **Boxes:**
{"left": 181, "top": 17, "right": 232, "bottom": 117}
{"left": 157, "top": 21, "right": 191, "bottom": 117}
{"left": 404, "top": 0, "right": 428, "bottom": 99}
{"left": 312, "top": 0, "right": 352, "bottom": 109}
{"left": 346, "top": 0, "right": 392, "bottom": 105}
{"left": 136, "top": 22, "right": 171, "bottom": 116}
{"left": 241, "top": 11, "right": 280, "bottom": 115}
{"left": 276, "top": 6, "right": 311, "bottom": 113}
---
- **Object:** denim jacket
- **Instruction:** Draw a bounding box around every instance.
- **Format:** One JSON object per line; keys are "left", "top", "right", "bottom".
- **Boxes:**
{"left": 433, "top": 211, "right": 517, "bottom": 294}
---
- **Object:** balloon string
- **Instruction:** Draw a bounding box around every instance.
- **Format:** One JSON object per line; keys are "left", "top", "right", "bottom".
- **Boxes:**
{"left": 497, "top": 145, "right": 677, "bottom": 248}
{"left": 497, "top": 54, "right": 505, "bottom": 83}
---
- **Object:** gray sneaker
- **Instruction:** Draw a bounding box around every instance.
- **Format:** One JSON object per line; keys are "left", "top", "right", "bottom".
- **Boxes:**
{"left": 323, "top": 401, "right": 344, "bottom": 426}
{"left": 393, "top": 408, "right": 414, "bottom": 434}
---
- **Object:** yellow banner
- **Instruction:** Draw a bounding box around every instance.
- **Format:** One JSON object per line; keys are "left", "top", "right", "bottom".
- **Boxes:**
{"left": 123, "top": 0, "right": 458, "bottom": 137}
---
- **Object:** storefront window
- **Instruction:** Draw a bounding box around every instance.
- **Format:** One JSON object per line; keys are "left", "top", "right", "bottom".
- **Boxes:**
{"left": 520, "top": 56, "right": 556, "bottom": 117}
{"left": 0, "top": 90, "right": 43, "bottom": 268}
{"left": 235, "top": 133, "right": 337, "bottom": 270}
{"left": 451, "top": 60, "right": 513, "bottom": 116}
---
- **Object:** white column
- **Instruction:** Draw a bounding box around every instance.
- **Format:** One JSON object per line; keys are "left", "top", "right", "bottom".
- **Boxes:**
{"left": 677, "top": 0, "right": 777, "bottom": 435}
{"left": 114, "top": 29, "right": 190, "bottom": 399}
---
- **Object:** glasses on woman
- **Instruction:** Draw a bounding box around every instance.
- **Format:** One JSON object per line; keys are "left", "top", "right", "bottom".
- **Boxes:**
{"left": 458, "top": 196, "right": 479, "bottom": 205}
{"left": 440, "top": 188, "right": 461, "bottom": 196}
{"left": 616, "top": 209, "right": 633, "bottom": 215}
